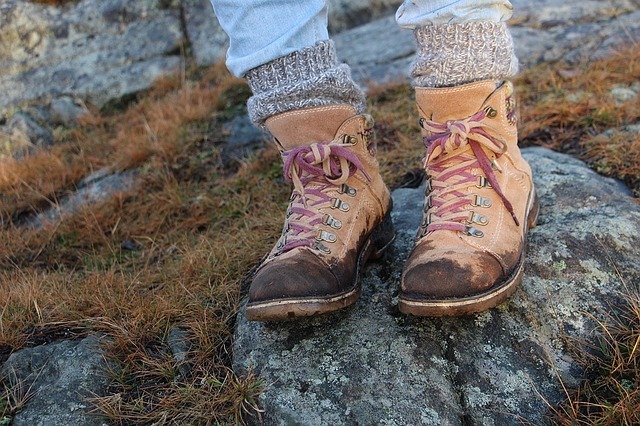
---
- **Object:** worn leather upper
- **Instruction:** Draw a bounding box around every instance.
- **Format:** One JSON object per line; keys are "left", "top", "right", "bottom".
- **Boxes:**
{"left": 402, "top": 80, "right": 535, "bottom": 300}
{"left": 248, "top": 105, "right": 392, "bottom": 304}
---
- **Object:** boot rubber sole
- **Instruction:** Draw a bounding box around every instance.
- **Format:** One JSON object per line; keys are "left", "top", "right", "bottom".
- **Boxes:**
{"left": 398, "top": 189, "right": 540, "bottom": 317}
{"left": 245, "top": 208, "right": 395, "bottom": 321}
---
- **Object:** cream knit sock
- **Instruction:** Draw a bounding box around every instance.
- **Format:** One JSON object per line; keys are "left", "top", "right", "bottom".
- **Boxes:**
{"left": 244, "top": 40, "right": 366, "bottom": 127}
{"left": 411, "top": 21, "right": 519, "bottom": 88}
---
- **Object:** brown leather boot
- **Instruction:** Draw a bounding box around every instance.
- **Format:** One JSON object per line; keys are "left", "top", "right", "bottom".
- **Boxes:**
{"left": 246, "top": 105, "right": 394, "bottom": 321}
{"left": 399, "top": 80, "right": 539, "bottom": 317}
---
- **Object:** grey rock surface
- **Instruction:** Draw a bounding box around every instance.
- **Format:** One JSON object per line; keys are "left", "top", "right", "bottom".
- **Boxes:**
{"left": 233, "top": 147, "right": 640, "bottom": 425}
{"left": 609, "top": 82, "right": 640, "bottom": 103}
{"left": 328, "top": 0, "right": 403, "bottom": 33}
{"left": 49, "top": 96, "right": 90, "bottom": 125}
{"left": 510, "top": 0, "right": 640, "bottom": 27}
{"left": 221, "top": 114, "right": 270, "bottom": 163}
{"left": 168, "top": 327, "right": 193, "bottom": 379}
{"left": 511, "top": 9, "right": 640, "bottom": 66}
{"left": 1, "top": 335, "right": 110, "bottom": 426}
{"left": 334, "top": 15, "right": 414, "bottom": 83}
{"left": 0, "top": 0, "right": 183, "bottom": 113}
{"left": 183, "top": 0, "right": 228, "bottom": 66}
{"left": 0, "top": 112, "right": 54, "bottom": 159}
{"left": 24, "top": 169, "right": 137, "bottom": 229}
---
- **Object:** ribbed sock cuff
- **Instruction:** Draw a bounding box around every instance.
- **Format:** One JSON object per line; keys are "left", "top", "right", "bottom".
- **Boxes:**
{"left": 244, "top": 40, "right": 366, "bottom": 127}
{"left": 411, "top": 22, "right": 519, "bottom": 88}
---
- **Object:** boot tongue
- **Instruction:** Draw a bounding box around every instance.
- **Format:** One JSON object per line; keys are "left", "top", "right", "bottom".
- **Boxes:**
{"left": 415, "top": 80, "right": 497, "bottom": 122}
{"left": 265, "top": 105, "right": 357, "bottom": 150}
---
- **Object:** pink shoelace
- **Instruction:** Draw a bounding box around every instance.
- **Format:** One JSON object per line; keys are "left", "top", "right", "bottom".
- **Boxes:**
{"left": 421, "top": 108, "right": 519, "bottom": 236}
{"left": 275, "top": 140, "right": 370, "bottom": 254}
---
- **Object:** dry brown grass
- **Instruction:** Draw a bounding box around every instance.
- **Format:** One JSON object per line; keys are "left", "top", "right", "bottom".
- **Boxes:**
{"left": 517, "top": 45, "right": 640, "bottom": 194}
{"left": 1, "top": 64, "right": 274, "bottom": 422}
{"left": 0, "top": 44, "right": 638, "bottom": 424}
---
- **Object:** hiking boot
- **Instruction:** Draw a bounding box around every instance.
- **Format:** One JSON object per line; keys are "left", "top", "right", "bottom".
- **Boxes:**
{"left": 399, "top": 80, "right": 539, "bottom": 317}
{"left": 246, "top": 105, "right": 394, "bottom": 321}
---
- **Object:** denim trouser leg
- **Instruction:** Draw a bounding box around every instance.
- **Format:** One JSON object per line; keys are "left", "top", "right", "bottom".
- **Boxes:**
{"left": 209, "top": 0, "right": 329, "bottom": 77}
{"left": 210, "top": 0, "right": 515, "bottom": 77}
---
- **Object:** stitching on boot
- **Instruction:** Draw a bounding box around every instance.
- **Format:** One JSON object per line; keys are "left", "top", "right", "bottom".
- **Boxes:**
{"left": 266, "top": 105, "right": 356, "bottom": 125}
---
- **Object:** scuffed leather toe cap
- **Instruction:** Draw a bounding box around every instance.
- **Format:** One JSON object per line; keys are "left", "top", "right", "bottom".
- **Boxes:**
{"left": 248, "top": 250, "right": 348, "bottom": 304}
{"left": 401, "top": 251, "right": 504, "bottom": 301}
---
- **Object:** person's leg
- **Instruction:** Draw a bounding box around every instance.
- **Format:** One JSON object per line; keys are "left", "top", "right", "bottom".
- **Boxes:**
{"left": 397, "top": 0, "right": 539, "bottom": 316}
{"left": 210, "top": 0, "right": 329, "bottom": 78}
{"left": 397, "top": 0, "right": 518, "bottom": 87}
{"left": 210, "top": 0, "right": 365, "bottom": 127}
{"left": 210, "top": 0, "right": 394, "bottom": 321}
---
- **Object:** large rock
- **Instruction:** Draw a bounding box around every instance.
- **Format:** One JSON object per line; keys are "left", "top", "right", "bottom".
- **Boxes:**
{"left": 0, "top": 0, "right": 183, "bottom": 113}
{"left": 1, "top": 335, "right": 110, "bottom": 426}
{"left": 233, "top": 147, "right": 640, "bottom": 425}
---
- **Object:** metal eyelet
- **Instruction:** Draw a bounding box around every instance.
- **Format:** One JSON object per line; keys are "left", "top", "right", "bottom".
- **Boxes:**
{"left": 419, "top": 117, "right": 426, "bottom": 128}
{"left": 425, "top": 178, "right": 432, "bottom": 193}
{"left": 331, "top": 198, "right": 350, "bottom": 212}
{"left": 470, "top": 211, "right": 489, "bottom": 226}
{"left": 484, "top": 106, "right": 498, "bottom": 118}
{"left": 464, "top": 226, "right": 484, "bottom": 238}
{"left": 276, "top": 235, "right": 286, "bottom": 250}
{"left": 476, "top": 176, "right": 492, "bottom": 189}
{"left": 339, "top": 184, "right": 357, "bottom": 197}
{"left": 421, "top": 213, "right": 432, "bottom": 228}
{"left": 424, "top": 195, "right": 433, "bottom": 211}
{"left": 322, "top": 214, "right": 342, "bottom": 229}
{"left": 342, "top": 134, "right": 358, "bottom": 145}
{"left": 316, "top": 230, "right": 337, "bottom": 243}
{"left": 314, "top": 242, "right": 331, "bottom": 254}
{"left": 472, "top": 195, "right": 492, "bottom": 208}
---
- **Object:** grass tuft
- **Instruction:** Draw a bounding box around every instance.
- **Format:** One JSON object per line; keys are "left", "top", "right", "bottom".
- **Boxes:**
{"left": 554, "top": 238, "right": 640, "bottom": 425}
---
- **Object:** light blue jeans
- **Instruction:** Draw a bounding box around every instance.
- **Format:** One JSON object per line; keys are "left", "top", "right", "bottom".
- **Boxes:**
{"left": 210, "top": 0, "right": 514, "bottom": 77}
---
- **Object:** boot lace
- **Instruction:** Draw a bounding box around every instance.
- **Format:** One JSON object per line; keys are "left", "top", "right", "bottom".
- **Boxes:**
{"left": 419, "top": 108, "right": 519, "bottom": 239}
{"left": 272, "top": 138, "right": 370, "bottom": 256}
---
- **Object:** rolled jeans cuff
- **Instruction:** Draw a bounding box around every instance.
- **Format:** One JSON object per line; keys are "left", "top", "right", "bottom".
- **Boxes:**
{"left": 396, "top": 0, "right": 514, "bottom": 28}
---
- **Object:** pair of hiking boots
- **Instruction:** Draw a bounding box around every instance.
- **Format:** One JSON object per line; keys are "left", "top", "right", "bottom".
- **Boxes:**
{"left": 246, "top": 80, "right": 539, "bottom": 321}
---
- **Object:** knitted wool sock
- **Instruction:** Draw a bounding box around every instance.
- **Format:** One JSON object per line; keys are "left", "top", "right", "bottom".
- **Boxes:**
{"left": 245, "top": 40, "right": 366, "bottom": 127}
{"left": 411, "top": 21, "right": 519, "bottom": 88}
